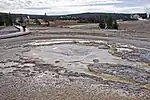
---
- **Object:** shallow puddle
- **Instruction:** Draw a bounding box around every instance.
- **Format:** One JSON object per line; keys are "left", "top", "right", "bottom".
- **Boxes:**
{"left": 28, "top": 41, "right": 142, "bottom": 74}
{"left": 24, "top": 39, "right": 150, "bottom": 88}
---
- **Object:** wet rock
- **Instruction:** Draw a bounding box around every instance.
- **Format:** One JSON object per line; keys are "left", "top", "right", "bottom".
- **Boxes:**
{"left": 55, "top": 60, "right": 60, "bottom": 63}
{"left": 0, "top": 72, "right": 4, "bottom": 76}
{"left": 110, "top": 46, "right": 150, "bottom": 63}
{"left": 88, "top": 63, "right": 150, "bottom": 84}
{"left": 93, "top": 59, "right": 99, "bottom": 63}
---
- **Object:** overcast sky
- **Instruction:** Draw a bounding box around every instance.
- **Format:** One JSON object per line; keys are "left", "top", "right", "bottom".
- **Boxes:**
{"left": 0, "top": 0, "right": 150, "bottom": 15}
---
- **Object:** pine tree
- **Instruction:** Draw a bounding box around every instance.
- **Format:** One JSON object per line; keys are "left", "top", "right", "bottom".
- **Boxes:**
{"left": 99, "top": 22, "right": 105, "bottom": 29}
{"left": 106, "top": 15, "right": 113, "bottom": 29}
{"left": 112, "top": 20, "right": 118, "bottom": 29}
{"left": 99, "top": 15, "right": 106, "bottom": 29}
{"left": 4, "top": 14, "right": 9, "bottom": 26}
{"left": 8, "top": 12, "right": 13, "bottom": 26}
{"left": 0, "top": 15, "right": 4, "bottom": 26}
{"left": 4, "top": 12, "right": 13, "bottom": 26}
{"left": 34, "top": 19, "right": 41, "bottom": 25}
{"left": 19, "top": 14, "right": 24, "bottom": 24}
{"left": 43, "top": 13, "right": 50, "bottom": 26}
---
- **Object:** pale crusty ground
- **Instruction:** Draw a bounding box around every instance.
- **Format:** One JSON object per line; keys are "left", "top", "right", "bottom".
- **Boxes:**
{"left": 0, "top": 20, "right": 150, "bottom": 100}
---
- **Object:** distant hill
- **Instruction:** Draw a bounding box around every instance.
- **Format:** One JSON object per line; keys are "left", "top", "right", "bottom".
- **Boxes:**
{"left": 0, "top": 12, "right": 45, "bottom": 20}
{"left": 0, "top": 12, "right": 147, "bottom": 20}
{"left": 58, "top": 13, "right": 147, "bottom": 20}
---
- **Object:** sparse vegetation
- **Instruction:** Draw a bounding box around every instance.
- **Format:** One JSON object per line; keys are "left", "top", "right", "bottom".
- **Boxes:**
{"left": 106, "top": 16, "right": 113, "bottom": 29}
{"left": 112, "top": 20, "right": 118, "bottom": 29}
{"left": 77, "top": 14, "right": 118, "bottom": 29}
{"left": 8, "top": 12, "right": 13, "bottom": 26}
{"left": 34, "top": 19, "right": 41, "bottom": 25}
{"left": 44, "top": 20, "right": 50, "bottom": 26}
{"left": 4, "top": 12, "right": 13, "bottom": 26}
{"left": 0, "top": 15, "right": 4, "bottom": 26}
{"left": 99, "top": 22, "right": 105, "bottom": 29}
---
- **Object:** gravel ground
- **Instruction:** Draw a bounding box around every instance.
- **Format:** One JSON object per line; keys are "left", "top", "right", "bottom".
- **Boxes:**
{"left": 0, "top": 26, "right": 19, "bottom": 35}
{"left": 0, "top": 21, "right": 150, "bottom": 100}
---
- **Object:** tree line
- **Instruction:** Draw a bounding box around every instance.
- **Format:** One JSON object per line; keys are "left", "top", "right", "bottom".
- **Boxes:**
{"left": 0, "top": 12, "right": 13, "bottom": 26}
{"left": 0, "top": 13, "right": 118, "bottom": 29}
{"left": 78, "top": 15, "right": 118, "bottom": 29}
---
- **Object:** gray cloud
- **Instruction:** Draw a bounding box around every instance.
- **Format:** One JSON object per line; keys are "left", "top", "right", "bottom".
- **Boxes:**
{"left": 0, "top": 0, "right": 149, "bottom": 15}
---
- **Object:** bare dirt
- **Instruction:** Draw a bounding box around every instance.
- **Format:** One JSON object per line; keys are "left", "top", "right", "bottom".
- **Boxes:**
{"left": 0, "top": 20, "right": 150, "bottom": 100}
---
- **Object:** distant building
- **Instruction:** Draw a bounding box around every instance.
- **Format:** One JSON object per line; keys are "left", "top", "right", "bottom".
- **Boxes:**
{"left": 147, "top": 12, "right": 150, "bottom": 19}
{"left": 130, "top": 14, "right": 140, "bottom": 20}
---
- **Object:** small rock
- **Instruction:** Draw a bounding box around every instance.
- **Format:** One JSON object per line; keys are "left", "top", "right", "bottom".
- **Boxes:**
{"left": 93, "top": 59, "right": 99, "bottom": 63}
{"left": 55, "top": 60, "right": 60, "bottom": 63}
